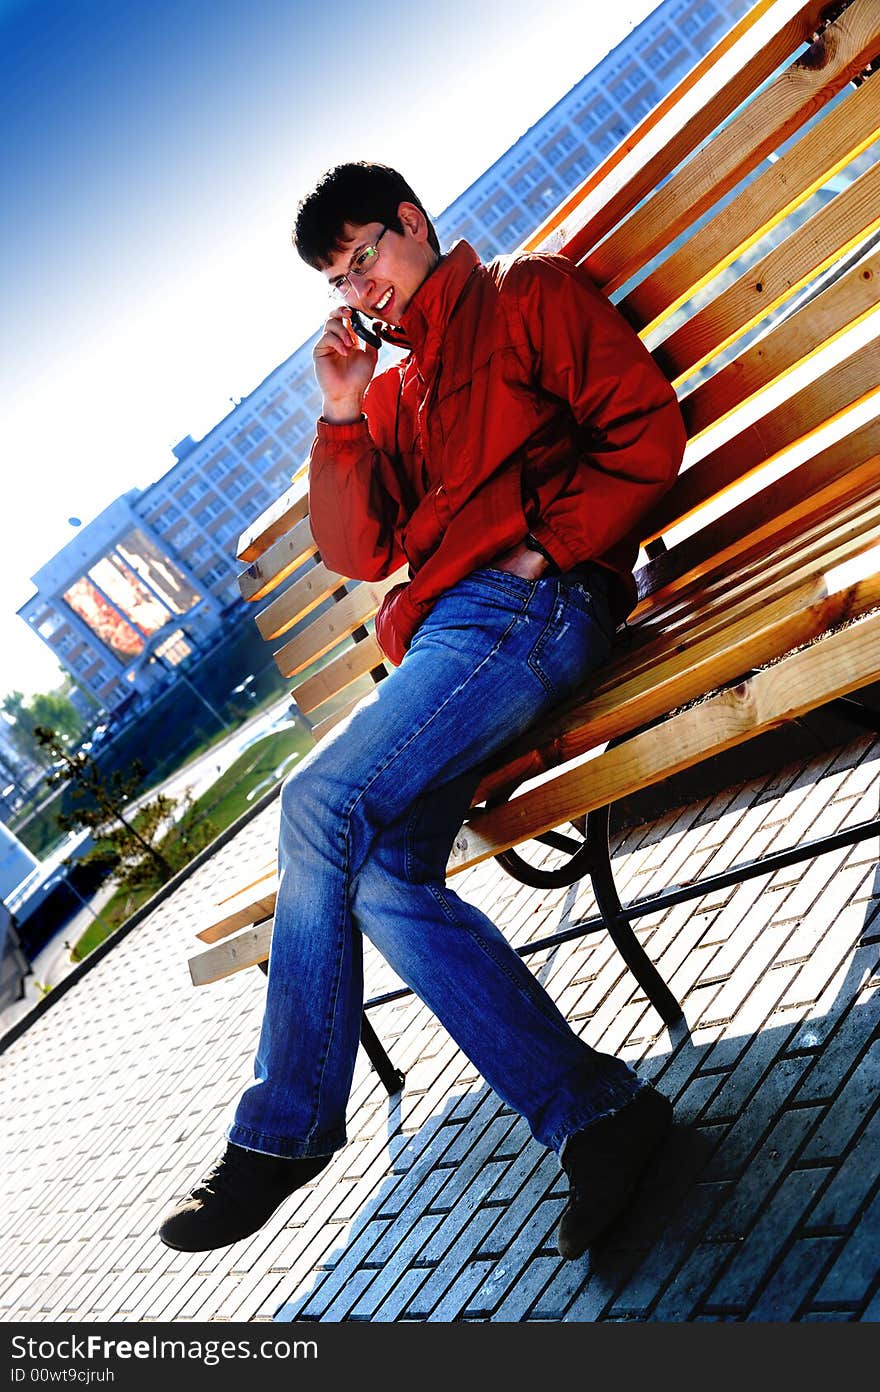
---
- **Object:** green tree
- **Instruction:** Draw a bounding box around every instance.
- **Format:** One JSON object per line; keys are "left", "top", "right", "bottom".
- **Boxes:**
{"left": 2, "top": 687, "right": 84, "bottom": 766}
{"left": 34, "top": 725, "right": 173, "bottom": 880}
{"left": 32, "top": 729, "right": 218, "bottom": 902}
{"left": 32, "top": 725, "right": 217, "bottom": 895}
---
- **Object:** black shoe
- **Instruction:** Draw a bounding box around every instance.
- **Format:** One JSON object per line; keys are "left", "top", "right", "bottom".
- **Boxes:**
{"left": 557, "top": 1084, "right": 673, "bottom": 1260}
{"left": 158, "top": 1142, "right": 331, "bottom": 1251}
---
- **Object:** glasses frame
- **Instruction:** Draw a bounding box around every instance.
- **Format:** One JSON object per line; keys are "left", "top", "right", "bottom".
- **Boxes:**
{"left": 329, "top": 225, "right": 389, "bottom": 300}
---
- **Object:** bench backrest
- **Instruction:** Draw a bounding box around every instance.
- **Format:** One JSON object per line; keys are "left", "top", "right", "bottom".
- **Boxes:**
{"left": 235, "top": 0, "right": 880, "bottom": 750}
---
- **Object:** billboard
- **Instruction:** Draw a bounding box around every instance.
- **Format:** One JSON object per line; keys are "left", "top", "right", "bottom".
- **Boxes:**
{"left": 63, "top": 529, "right": 201, "bottom": 665}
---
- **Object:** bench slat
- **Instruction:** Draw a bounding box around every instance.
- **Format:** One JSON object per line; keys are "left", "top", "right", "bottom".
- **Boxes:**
{"left": 648, "top": 337, "right": 880, "bottom": 539}
{"left": 236, "top": 474, "right": 309, "bottom": 563}
{"left": 621, "top": 67, "right": 880, "bottom": 330}
{"left": 607, "top": 2, "right": 880, "bottom": 307}
{"left": 656, "top": 157, "right": 880, "bottom": 383}
{"left": 637, "top": 416, "right": 880, "bottom": 605}
{"left": 309, "top": 687, "right": 379, "bottom": 743}
{"left": 256, "top": 560, "right": 346, "bottom": 641}
{"left": 632, "top": 452, "right": 880, "bottom": 657}
{"left": 292, "top": 633, "right": 386, "bottom": 714}
{"left": 619, "top": 486, "right": 880, "bottom": 695}
{"left": 238, "top": 515, "right": 318, "bottom": 603}
{"left": 196, "top": 876, "right": 278, "bottom": 942}
{"left": 680, "top": 248, "right": 880, "bottom": 440}
{"left": 273, "top": 572, "right": 404, "bottom": 678}
{"left": 527, "top": 0, "right": 828, "bottom": 266}
{"left": 453, "top": 606, "right": 880, "bottom": 872}
{"left": 190, "top": 921, "right": 274, "bottom": 986}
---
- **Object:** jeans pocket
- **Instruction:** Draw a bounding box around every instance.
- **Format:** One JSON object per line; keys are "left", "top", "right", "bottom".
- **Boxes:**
{"left": 527, "top": 581, "right": 614, "bottom": 701}
{"left": 560, "top": 574, "right": 618, "bottom": 645}
{"left": 471, "top": 566, "right": 540, "bottom": 601}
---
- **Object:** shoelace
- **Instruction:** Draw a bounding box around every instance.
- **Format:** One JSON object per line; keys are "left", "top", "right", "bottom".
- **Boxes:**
{"left": 192, "top": 1149, "right": 250, "bottom": 1202}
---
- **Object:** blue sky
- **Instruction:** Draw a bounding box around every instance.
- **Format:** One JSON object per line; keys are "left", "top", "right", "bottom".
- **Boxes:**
{"left": 1, "top": 0, "right": 661, "bottom": 697}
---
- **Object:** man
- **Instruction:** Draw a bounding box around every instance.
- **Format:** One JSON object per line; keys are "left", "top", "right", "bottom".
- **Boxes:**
{"left": 159, "top": 162, "right": 686, "bottom": 1259}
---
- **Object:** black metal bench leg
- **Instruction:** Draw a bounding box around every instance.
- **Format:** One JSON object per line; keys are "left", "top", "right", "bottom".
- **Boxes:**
{"left": 360, "top": 1011, "right": 406, "bottom": 1094}
{"left": 586, "top": 805, "right": 684, "bottom": 1027}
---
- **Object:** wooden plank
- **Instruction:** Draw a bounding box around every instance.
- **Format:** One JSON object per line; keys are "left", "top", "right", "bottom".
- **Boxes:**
{"left": 647, "top": 347, "right": 880, "bottom": 539}
{"left": 450, "top": 605, "right": 880, "bottom": 874}
{"left": 215, "top": 856, "right": 276, "bottom": 905}
{"left": 273, "top": 572, "right": 403, "bottom": 678}
{"left": 618, "top": 485, "right": 880, "bottom": 691}
{"left": 256, "top": 560, "right": 346, "bottom": 641}
{"left": 309, "top": 687, "right": 376, "bottom": 743}
{"left": 636, "top": 438, "right": 880, "bottom": 656}
{"left": 292, "top": 633, "right": 386, "bottom": 714}
{"left": 196, "top": 873, "right": 278, "bottom": 942}
{"left": 634, "top": 425, "right": 880, "bottom": 610}
{"left": 619, "top": 67, "right": 880, "bottom": 327}
{"left": 189, "top": 920, "right": 274, "bottom": 985}
{"left": 598, "top": 2, "right": 880, "bottom": 303}
{"left": 238, "top": 515, "right": 318, "bottom": 603}
{"left": 471, "top": 524, "right": 880, "bottom": 812}
{"left": 236, "top": 477, "right": 310, "bottom": 563}
{"left": 680, "top": 249, "right": 880, "bottom": 438}
{"left": 655, "top": 157, "right": 880, "bottom": 382}
{"left": 525, "top": 0, "right": 829, "bottom": 266}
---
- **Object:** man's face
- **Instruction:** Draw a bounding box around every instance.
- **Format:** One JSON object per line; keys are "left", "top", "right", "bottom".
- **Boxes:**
{"left": 322, "top": 206, "right": 436, "bottom": 325}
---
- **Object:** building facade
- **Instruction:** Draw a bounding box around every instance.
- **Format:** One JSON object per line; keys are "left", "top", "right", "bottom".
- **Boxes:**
{"left": 18, "top": 0, "right": 755, "bottom": 716}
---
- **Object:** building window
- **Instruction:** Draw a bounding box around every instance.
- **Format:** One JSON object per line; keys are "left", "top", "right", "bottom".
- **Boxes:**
{"left": 207, "top": 456, "right": 230, "bottom": 482}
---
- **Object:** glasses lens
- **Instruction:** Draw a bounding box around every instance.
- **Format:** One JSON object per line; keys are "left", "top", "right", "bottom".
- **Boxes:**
{"left": 350, "top": 244, "right": 378, "bottom": 279}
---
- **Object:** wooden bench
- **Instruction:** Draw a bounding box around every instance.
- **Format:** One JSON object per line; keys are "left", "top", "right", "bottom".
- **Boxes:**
{"left": 188, "top": 0, "right": 880, "bottom": 1092}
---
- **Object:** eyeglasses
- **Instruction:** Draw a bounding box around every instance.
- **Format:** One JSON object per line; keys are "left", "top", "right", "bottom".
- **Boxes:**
{"left": 328, "top": 226, "right": 388, "bottom": 300}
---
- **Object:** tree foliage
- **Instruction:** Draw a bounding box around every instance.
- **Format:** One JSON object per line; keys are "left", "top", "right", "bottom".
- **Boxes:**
{"left": 2, "top": 688, "right": 85, "bottom": 766}
{"left": 33, "top": 726, "right": 216, "bottom": 894}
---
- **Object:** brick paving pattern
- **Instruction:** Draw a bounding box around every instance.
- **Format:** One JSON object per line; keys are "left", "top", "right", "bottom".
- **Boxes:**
{"left": 0, "top": 733, "right": 877, "bottom": 1323}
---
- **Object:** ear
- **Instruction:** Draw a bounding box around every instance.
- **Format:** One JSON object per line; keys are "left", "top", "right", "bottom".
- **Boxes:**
{"left": 397, "top": 201, "right": 429, "bottom": 242}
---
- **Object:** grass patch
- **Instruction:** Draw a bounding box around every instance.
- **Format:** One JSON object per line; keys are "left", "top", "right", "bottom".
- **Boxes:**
{"left": 71, "top": 884, "right": 156, "bottom": 961}
{"left": 70, "top": 723, "right": 313, "bottom": 961}
{"left": 186, "top": 724, "right": 312, "bottom": 831}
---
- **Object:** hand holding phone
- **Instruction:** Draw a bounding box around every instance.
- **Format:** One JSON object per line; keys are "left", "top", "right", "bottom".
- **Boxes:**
{"left": 314, "top": 305, "right": 380, "bottom": 422}
{"left": 348, "top": 309, "right": 383, "bottom": 349}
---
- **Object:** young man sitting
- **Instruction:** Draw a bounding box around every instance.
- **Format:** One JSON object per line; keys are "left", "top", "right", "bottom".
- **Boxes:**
{"left": 159, "top": 161, "right": 686, "bottom": 1260}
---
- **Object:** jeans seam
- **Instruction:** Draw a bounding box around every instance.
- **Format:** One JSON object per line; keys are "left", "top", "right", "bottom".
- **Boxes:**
{"left": 467, "top": 568, "right": 535, "bottom": 600}
{"left": 425, "top": 881, "right": 577, "bottom": 1031}
{"left": 306, "top": 821, "right": 355, "bottom": 1145}
{"left": 341, "top": 607, "right": 524, "bottom": 840}
{"left": 526, "top": 580, "right": 563, "bottom": 698}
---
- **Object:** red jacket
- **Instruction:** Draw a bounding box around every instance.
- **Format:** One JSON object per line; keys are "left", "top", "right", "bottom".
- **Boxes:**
{"left": 309, "top": 241, "right": 685, "bottom": 666}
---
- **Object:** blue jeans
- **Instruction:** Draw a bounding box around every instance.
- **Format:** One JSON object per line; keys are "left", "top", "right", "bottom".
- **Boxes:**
{"left": 228, "top": 565, "right": 646, "bottom": 1159}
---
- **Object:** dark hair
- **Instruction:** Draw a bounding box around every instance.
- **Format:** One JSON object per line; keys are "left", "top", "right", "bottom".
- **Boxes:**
{"left": 293, "top": 161, "right": 440, "bottom": 267}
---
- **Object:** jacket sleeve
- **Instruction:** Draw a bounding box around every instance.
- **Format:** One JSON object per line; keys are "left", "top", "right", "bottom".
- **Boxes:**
{"left": 307, "top": 370, "right": 409, "bottom": 580}
{"left": 512, "top": 254, "right": 686, "bottom": 572}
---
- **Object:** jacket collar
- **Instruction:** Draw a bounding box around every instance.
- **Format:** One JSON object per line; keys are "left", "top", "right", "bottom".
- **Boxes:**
{"left": 395, "top": 240, "right": 481, "bottom": 378}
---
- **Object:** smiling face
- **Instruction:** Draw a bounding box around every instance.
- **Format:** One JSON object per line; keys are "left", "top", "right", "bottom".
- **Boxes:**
{"left": 322, "top": 202, "right": 439, "bottom": 325}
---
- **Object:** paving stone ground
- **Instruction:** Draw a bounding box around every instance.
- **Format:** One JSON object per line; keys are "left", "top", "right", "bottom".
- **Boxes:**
{"left": 1, "top": 732, "right": 877, "bottom": 1324}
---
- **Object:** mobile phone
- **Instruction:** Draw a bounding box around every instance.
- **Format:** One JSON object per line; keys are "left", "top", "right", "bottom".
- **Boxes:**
{"left": 349, "top": 309, "right": 382, "bottom": 350}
